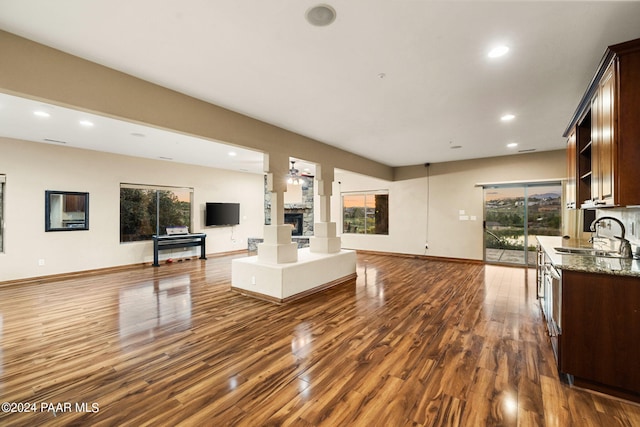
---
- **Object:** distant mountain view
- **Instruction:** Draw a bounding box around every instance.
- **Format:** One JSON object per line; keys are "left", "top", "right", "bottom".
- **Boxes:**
{"left": 529, "top": 192, "right": 561, "bottom": 199}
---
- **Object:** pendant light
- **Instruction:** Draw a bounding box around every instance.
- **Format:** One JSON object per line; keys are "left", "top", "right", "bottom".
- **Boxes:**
{"left": 287, "top": 161, "right": 302, "bottom": 185}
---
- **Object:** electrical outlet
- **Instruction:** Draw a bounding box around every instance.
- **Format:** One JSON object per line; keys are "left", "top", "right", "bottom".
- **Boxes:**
{"left": 38, "top": 259, "right": 45, "bottom": 266}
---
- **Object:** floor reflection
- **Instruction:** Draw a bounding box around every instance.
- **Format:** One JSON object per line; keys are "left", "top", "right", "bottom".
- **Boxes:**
{"left": 297, "top": 377, "right": 311, "bottom": 400}
{"left": 228, "top": 375, "right": 239, "bottom": 391}
{"left": 358, "top": 263, "right": 385, "bottom": 303}
{"left": 118, "top": 274, "right": 192, "bottom": 345}
{"left": 291, "top": 322, "right": 313, "bottom": 359}
{"left": 500, "top": 391, "right": 518, "bottom": 421}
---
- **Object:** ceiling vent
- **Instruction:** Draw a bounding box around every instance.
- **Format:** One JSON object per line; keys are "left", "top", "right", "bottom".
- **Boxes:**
{"left": 44, "top": 138, "right": 68, "bottom": 144}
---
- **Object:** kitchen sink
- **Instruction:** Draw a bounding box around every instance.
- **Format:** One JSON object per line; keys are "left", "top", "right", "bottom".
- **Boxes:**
{"left": 553, "top": 247, "right": 632, "bottom": 258}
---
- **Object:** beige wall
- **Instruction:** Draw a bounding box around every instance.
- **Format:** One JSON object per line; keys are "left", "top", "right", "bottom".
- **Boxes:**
{"left": 335, "top": 150, "right": 567, "bottom": 260}
{"left": 0, "top": 137, "right": 264, "bottom": 282}
{"left": 0, "top": 136, "right": 568, "bottom": 282}
{"left": 0, "top": 30, "right": 576, "bottom": 276}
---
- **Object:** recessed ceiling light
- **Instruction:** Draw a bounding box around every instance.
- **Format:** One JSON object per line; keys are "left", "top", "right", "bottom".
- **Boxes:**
{"left": 306, "top": 4, "right": 336, "bottom": 26}
{"left": 79, "top": 120, "right": 94, "bottom": 127}
{"left": 507, "top": 142, "right": 518, "bottom": 148}
{"left": 501, "top": 114, "right": 515, "bottom": 121}
{"left": 34, "top": 110, "right": 50, "bottom": 118}
{"left": 228, "top": 151, "right": 237, "bottom": 157}
{"left": 488, "top": 45, "right": 509, "bottom": 58}
{"left": 377, "top": 73, "right": 386, "bottom": 79}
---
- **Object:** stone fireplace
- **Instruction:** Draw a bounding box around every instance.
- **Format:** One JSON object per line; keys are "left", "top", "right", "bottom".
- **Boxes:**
{"left": 247, "top": 175, "right": 314, "bottom": 251}
{"left": 284, "top": 212, "right": 304, "bottom": 236}
{"left": 264, "top": 175, "right": 314, "bottom": 234}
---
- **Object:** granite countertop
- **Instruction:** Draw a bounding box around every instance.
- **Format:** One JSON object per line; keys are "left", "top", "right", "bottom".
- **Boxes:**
{"left": 537, "top": 236, "right": 640, "bottom": 277}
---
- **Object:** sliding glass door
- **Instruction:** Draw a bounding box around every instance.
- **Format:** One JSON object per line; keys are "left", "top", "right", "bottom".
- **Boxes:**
{"left": 484, "top": 186, "right": 526, "bottom": 264}
{"left": 484, "top": 182, "right": 562, "bottom": 266}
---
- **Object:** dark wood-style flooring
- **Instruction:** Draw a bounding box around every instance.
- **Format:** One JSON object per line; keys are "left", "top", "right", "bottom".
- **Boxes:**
{"left": 0, "top": 252, "right": 638, "bottom": 426}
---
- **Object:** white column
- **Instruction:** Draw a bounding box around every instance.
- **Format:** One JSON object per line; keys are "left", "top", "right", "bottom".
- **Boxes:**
{"left": 257, "top": 153, "right": 298, "bottom": 263}
{"left": 310, "top": 163, "right": 341, "bottom": 253}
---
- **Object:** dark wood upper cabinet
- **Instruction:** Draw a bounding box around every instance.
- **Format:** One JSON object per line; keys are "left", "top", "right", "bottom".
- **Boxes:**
{"left": 64, "top": 193, "right": 86, "bottom": 213}
{"left": 564, "top": 37, "right": 640, "bottom": 208}
{"left": 592, "top": 63, "right": 616, "bottom": 205}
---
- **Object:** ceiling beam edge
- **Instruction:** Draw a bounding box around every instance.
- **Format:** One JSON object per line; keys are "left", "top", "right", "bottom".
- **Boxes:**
{"left": 0, "top": 30, "right": 393, "bottom": 181}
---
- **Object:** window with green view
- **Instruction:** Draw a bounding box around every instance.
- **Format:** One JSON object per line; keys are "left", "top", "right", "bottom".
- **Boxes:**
{"left": 120, "top": 184, "right": 193, "bottom": 242}
{"left": 342, "top": 192, "right": 389, "bottom": 235}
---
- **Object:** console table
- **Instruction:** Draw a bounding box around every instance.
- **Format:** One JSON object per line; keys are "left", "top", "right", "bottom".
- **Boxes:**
{"left": 152, "top": 233, "right": 207, "bottom": 267}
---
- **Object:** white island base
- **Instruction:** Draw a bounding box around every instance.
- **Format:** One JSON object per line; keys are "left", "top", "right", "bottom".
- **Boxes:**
{"left": 231, "top": 248, "right": 357, "bottom": 304}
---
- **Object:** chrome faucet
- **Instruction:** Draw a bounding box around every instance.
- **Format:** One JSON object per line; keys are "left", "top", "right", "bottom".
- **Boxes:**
{"left": 589, "top": 216, "right": 633, "bottom": 258}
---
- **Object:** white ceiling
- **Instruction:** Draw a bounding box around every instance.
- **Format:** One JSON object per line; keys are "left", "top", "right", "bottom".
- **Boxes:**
{"left": 1, "top": 1, "right": 640, "bottom": 171}
{"left": 0, "top": 92, "right": 267, "bottom": 173}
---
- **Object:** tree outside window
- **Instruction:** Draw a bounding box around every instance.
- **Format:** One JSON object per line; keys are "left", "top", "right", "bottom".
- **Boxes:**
{"left": 342, "top": 192, "right": 388, "bottom": 235}
{"left": 120, "top": 185, "right": 192, "bottom": 242}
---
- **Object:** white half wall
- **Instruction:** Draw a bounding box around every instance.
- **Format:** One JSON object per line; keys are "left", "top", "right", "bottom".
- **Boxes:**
{"left": 231, "top": 248, "right": 357, "bottom": 302}
{"left": 0, "top": 137, "right": 264, "bottom": 282}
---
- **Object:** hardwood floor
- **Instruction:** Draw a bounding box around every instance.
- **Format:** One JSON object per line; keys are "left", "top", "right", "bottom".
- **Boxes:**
{"left": 0, "top": 252, "right": 638, "bottom": 426}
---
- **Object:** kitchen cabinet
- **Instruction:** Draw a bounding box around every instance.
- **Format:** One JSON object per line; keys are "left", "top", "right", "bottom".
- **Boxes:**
{"left": 566, "top": 113, "right": 592, "bottom": 208}
{"left": 560, "top": 269, "right": 640, "bottom": 402}
{"left": 591, "top": 62, "right": 616, "bottom": 206}
{"left": 564, "top": 37, "right": 640, "bottom": 208}
{"left": 565, "top": 130, "right": 577, "bottom": 209}
{"left": 576, "top": 113, "right": 592, "bottom": 207}
{"left": 537, "top": 236, "right": 640, "bottom": 403}
{"left": 64, "top": 193, "right": 86, "bottom": 213}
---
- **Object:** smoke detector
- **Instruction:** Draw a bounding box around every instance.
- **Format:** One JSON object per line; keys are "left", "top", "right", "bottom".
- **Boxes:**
{"left": 306, "top": 4, "right": 336, "bottom": 26}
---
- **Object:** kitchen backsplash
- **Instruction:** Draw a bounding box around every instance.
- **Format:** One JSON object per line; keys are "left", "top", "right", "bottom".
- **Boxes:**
{"left": 593, "top": 207, "right": 640, "bottom": 248}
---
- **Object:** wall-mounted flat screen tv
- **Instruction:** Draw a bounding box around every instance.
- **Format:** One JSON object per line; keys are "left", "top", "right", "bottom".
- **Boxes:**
{"left": 206, "top": 202, "right": 240, "bottom": 226}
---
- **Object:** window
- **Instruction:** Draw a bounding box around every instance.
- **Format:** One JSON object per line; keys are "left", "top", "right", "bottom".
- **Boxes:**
{"left": 0, "top": 175, "right": 4, "bottom": 252}
{"left": 342, "top": 192, "right": 389, "bottom": 235}
{"left": 120, "top": 184, "right": 193, "bottom": 242}
{"left": 45, "top": 191, "right": 89, "bottom": 231}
